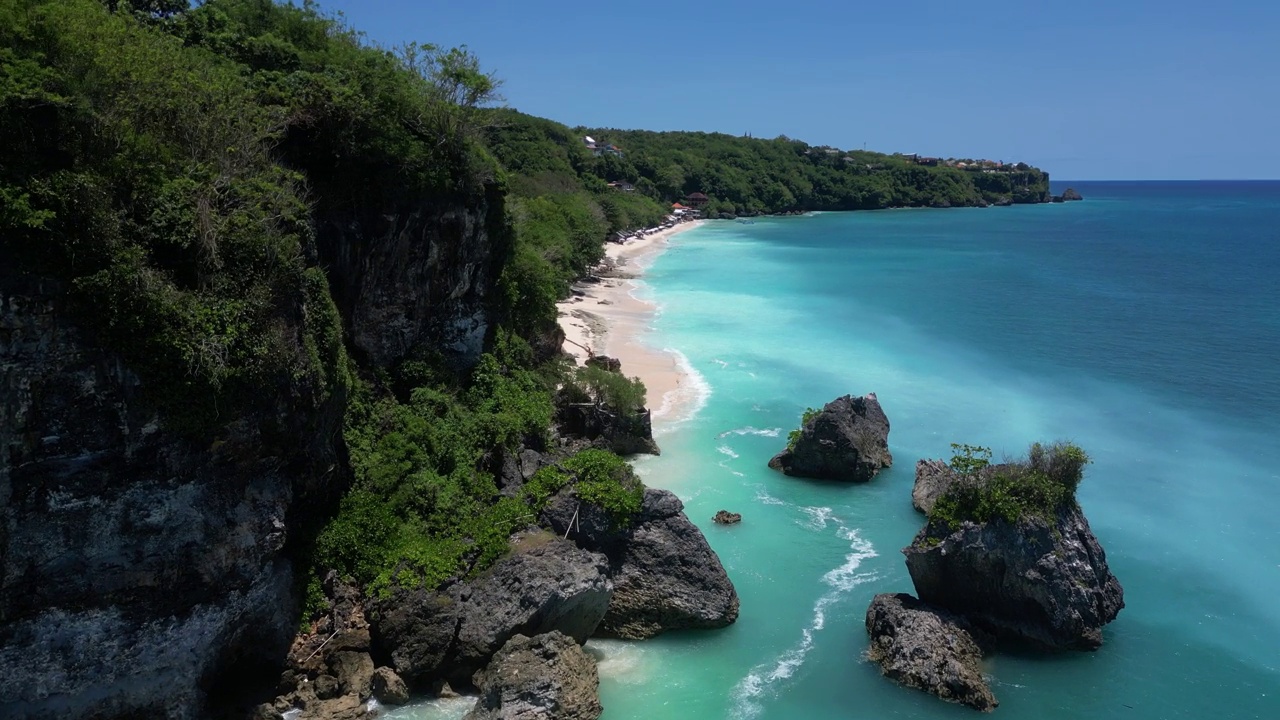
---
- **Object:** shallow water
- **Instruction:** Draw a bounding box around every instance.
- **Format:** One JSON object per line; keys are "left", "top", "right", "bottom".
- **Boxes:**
{"left": 397, "top": 182, "right": 1280, "bottom": 719}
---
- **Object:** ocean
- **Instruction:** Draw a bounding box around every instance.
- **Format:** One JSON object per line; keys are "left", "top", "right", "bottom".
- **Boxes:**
{"left": 390, "top": 181, "right": 1280, "bottom": 719}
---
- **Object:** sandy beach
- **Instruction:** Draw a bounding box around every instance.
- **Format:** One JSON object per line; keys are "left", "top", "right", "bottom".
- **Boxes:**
{"left": 557, "top": 221, "right": 705, "bottom": 426}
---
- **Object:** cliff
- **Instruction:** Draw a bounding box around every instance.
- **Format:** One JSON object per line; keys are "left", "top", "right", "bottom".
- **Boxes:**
{"left": 0, "top": 274, "right": 345, "bottom": 718}
{"left": 904, "top": 503, "right": 1125, "bottom": 650}
{"left": 0, "top": 2, "right": 514, "bottom": 716}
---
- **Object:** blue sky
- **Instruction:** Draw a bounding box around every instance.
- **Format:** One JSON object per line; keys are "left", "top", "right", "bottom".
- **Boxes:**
{"left": 317, "top": 0, "right": 1278, "bottom": 180}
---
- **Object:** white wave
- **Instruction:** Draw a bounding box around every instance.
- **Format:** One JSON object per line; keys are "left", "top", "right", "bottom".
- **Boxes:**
{"left": 716, "top": 426, "right": 782, "bottom": 439}
{"left": 651, "top": 348, "right": 711, "bottom": 433}
{"left": 754, "top": 487, "right": 787, "bottom": 506}
{"left": 798, "top": 505, "right": 835, "bottom": 530}
{"left": 377, "top": 695, "right": 477, "bottom": 720}
{"left": 730, "top": 527, "right": 878, "bottom": 719}
{"left": 713, "top": 358, "right": 729, "bottom": 368}
{"left": 716, "top": 444, "right": 740, "bottom": 459}
{"left": 585, "top": 639, "right": 651, "bottom": 685}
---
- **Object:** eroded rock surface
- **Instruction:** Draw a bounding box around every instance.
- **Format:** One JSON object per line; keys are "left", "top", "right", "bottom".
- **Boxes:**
{"left": 541, "top": 488, "right": 739, "bottom": 639}
{"left": 369, "top": 539, "right": 612, "bottom": 686}
{"left": 904, "top": 507, "right": 1125, "bottom": 650}
{"left": 769, "top": 394, "right": 892, "bottom": 481}
{"left": 463, "top": 632, "right": 602, "bottom": 720}
{"left": 865, "top": 593, "right": 996, "bottom": 712}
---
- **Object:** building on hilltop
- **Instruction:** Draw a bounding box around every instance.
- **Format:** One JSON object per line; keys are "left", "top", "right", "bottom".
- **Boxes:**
{"left": 685, "top": 192, "right": 709, "bottom": 208}
{"left": 584, "top": 136, "right": 624, "bottom": 157}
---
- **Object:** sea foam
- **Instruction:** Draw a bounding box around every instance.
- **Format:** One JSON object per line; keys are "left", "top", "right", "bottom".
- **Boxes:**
{"left": 730, "top": 524, "right": 878, "bottom": 719}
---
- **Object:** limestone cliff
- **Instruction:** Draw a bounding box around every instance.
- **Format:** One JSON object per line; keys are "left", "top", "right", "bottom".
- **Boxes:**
{"left": 0, "top": 185, "right": 510, "bottom": 718}
{"left": 0, "top": 274, "right": 345, "bottom": 719}
{"left": 313, "top": 182, "right": 511, "bottom": 369}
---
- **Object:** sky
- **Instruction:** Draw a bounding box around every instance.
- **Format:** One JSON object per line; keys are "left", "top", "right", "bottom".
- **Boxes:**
{"left": 315, "top": 0, "right": 1279, "bottom": 180}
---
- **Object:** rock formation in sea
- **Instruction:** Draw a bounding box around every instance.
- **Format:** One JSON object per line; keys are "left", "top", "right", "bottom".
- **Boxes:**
{"left": 865, "top": 593, "right": 997, "bottom": 712}
{"left": 769, "top": 393, "right": 892, "bottom": 481}
{"left": 713, "top": 510, "right": 742, "bottom": 524}
{"left": 541, "top": 488, "right": 740, "bottom": 639}
{"left": 463, "top": 632, "right": 602, "bottom": 720}
{"left": 1061, "top": 187, "right": 1084, "bottom": 201}
{"left": 904, "top": 503, "right": 1124, "bottom": 650}
{"left": 367, "top": 539, "right": 613, "bottom": 688}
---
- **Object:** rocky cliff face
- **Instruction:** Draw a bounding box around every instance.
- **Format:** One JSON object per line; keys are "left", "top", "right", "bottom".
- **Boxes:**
{"left": 464, "top": 632, "right": 602, "bottom": 720}
{"left": 0, "top": 182, "right": 510, "bottom": 717}
{"left": 313, "top": 182, "right": 510, "bottom": 369}
{"left": 368, "top": 539, "right": 613, "bottom": 688}
{"left": 903, "top": 506, "right": 1125, "bottom": 650}
{"left": 0, "top": 276, "right": 345, "bottom": 719}
{"left": 541, "top": 488, "right": 739, "bottom": 639}
{"left": 769, "top": 393, "right": 892, "bottom": 481}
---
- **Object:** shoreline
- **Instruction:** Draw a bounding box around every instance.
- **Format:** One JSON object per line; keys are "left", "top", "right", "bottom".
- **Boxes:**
{"left": 557, "top": 220, "right": 706, "bottom": 428}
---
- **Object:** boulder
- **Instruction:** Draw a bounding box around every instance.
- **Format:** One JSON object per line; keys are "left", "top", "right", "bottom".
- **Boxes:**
{"left": 712, "top": 510, "right": 742, "bottom": 525}
{"left": 585, "top": 355, "right": 623, "bottom": 373}
{"left": 328, "top": 651, "right": 374, "bottom": 699}
{"left": 369, "top": 539, "right": 613, "bottom": 686}
{"left": 904, "top": 505, "right": 1124, "bottom": 650}
{"left": 865, "top": 593, "right": 996, "bottom": 712}
{"left": 1061, "top": 187, "right": 1083, "bottom": 201}
{"left": 542, "top": 488, "right": 739, "bottom": 639}
{"left": 769, "top": 394, "right": 892, "bottom": 481}
{"left": 371, "top": 667, "right": 410, "bottom": 706}
{"left": 463, "top": 632, "right": 602, "bottom": 720}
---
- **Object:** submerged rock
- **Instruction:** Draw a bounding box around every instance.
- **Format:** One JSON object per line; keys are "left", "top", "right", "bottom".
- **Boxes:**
{"left": 904, "top": 505, "right": 1124, "bottom": 650}
{"left": 865, "top": 593, "right": 997, "bottom": 712}
{"left": 769, "top": 393, "right": 892, "bottom": 481}
{"left": 463, "top": 632, "right": 602, "bottom": 720}
{"left": 369, "top": 539, "right": 613, "bottom": 686}
{"left": 542, "top": 488, "right": 739, "bottom": 639}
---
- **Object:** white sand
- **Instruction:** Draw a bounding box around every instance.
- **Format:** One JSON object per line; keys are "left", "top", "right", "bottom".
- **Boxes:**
{"left": 557, "top": 221, "right": 704, "bottom": 426}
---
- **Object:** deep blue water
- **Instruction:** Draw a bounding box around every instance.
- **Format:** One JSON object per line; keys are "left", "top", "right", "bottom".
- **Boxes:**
{"left": 394, "top": 181, "right": 1280, "bottom": 720}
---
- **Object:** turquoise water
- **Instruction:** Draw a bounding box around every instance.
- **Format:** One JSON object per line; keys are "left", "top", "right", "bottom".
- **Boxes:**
{"left": 395, "top": 182, "right": 1280, "bottom": 719}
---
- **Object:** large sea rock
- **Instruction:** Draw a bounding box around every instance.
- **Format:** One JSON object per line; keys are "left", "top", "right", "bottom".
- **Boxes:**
{"left": 368, "top": 539, "right": 613, "bottom": 687}
{"left": 769, "top": 394, "right": 892, "bottom": 481}
{"left": 541, "top": 488, "right": 739, "bottom": 639}
{"left": 903, "top": 505, "right": 1125, "bottom": 650}
{"left": 865, "top": 593, "right": 997, "bottom": 712}
{"left": 463, "top": 632, "right": 602, "bottom": 720}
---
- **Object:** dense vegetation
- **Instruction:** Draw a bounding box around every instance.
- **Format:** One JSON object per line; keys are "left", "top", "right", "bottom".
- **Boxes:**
{"left": 929, "top": 442, "right": 1092, "bottom": 529}
{"left": 2, "top": 0, "right": 1059, "bottom": 622}
{"left": 785, "top": 407, "right": 821, "bottom": 451}
{"left": 477, "top": 110, "right": 1051, "bottom": 219}
{"left": 0, "top": 0, "right": 645, "bottom": 616}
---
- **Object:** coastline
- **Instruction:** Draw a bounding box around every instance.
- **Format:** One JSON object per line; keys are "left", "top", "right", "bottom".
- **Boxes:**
{"left": 557, "top": 220, "right": 706, "bottom": 428}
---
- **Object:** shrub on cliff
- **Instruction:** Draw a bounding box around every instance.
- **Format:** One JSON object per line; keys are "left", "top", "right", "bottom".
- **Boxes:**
{"left": 562, "top": 448, "right": 645, "bottom": 523}
{"left": 930, "top": 442, "right": 1091, "bottom": 529}
{"left": 562, "top": 365, "right": 648, "bottom": 415}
